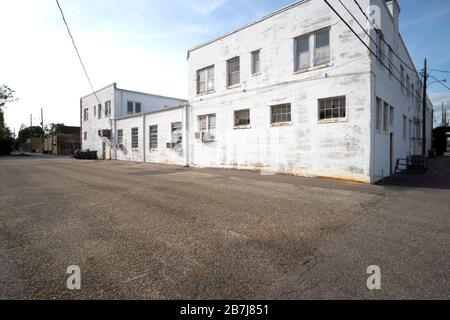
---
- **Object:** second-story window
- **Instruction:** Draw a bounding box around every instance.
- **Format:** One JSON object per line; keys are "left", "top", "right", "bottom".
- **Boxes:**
{"left": 83, "top": 108, "right": 89, "bottom": 121}
{"left": 314, "top": 29, "right": 330, "bottom": 65}
{"left": 197, "top": 66, "right": 215, "bottom": 94}
{"left": 127, "top": 101, "right": 134, "bottom": 115}
{"left": 400, "top": 65, "right": 405, "bottom": 93}
{"left": 227, "top": 57, "right": 240, "bottom": 87}
{"left": 105, "top": 101, "right": 111, "bottom": 117}
{"left": 98, "top": 104, "right": 102, "bottom": 119}
{"left": 295, "top": 36, "right": 309, "bottom": 71}
{"left": 251, "top": 50, "right": 261, "bottom": 75}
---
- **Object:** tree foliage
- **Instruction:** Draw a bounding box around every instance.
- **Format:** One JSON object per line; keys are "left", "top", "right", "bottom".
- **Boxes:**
{"left": 17, "top": 126, "right": 45, "bottom": 144}
{"left": 0, "top": 85, "right": 16, "bottom": 155}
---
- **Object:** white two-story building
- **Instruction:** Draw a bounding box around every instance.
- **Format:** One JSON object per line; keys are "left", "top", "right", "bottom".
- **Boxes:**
{"left": 81, "top": 0, "right": 432, "bottom": 183}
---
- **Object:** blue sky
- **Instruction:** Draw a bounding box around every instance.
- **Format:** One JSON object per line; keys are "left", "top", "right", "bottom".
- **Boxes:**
{"left": 1, "top": 0, "right": 449, "bottom": 133}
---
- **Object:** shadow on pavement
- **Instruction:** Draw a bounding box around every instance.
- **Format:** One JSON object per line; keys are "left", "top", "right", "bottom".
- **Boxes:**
{"left": 381, "top": 155, "right": 450, "bottom": 190}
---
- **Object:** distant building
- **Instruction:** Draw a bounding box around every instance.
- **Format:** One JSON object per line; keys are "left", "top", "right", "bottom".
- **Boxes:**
{"left": 21, "top": 137, "right": 43, "bottom": 153}
{"left": 44, "top": 126, "right": 80, "bottom": 155}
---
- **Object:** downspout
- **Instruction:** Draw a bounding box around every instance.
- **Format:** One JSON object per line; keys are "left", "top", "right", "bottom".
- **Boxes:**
{"left": 182, "top": 103, "right": 189, "bottom": 167}
{"left": 142, "top": 113, "right": 146, "bottom": 163}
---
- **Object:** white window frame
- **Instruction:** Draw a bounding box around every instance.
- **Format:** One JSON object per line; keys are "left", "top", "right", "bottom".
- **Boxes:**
{"left": 251, "top": 50, "right": 261, "bottom": 75}
{"left": 131, "top": 127, "right": 139, "bottom": 150}
{"left": 234, "top": 109, "right": 251, "bottom": 128}
{"left": 171, "top": 122, "right": 182, "bottom": 145}
{"left": 318, "top": 96, "right": 346, "bottom": 122}
{"left": 149, "top": 125, "right": 158, "bottom": 150}
{"left": 83, "top": 108, "right": 89, "bottom": 121}
{"left": 227, "top": 57, "right": 240, "bottom": 88}
{"left": 117, "top": 129, "right": 123, "bottom": 145}
{"left": 198, "top": 114, "right": 216, "bottom": 141}
{"left": 271, "top": 104, "right": 291, "bottom": 125}
{"left": 196, "top": 65, "right": 215, "bottom": 94}
{"left": 105, "top": 101, "right": 111, "bottom": 117}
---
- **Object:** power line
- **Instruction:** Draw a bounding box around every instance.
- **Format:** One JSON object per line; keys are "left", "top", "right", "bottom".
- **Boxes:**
{"left": 430, "top": 69, "right": 450, "bottom": 74}
{"left": 55, "top": 0, "right": 101, "bottom": 105}
{"left": 324, "top": 0, "right": 427, "bottom": 108}
{"left": 429, "top": 75, "right": 450, "bottom": 90}
{"left": 337, "top": 0, "right": 421, "bottom": 101}
{"left": 352, "top": 0, "right": 418, "bottom": 74}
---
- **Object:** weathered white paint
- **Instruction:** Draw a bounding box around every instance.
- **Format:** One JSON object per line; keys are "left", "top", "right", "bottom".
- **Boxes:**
{"left": 79, "top": 0, "right": 433, "bottom": 183}
{"left": 81, "top": 83, "right": 186, "bottom": 160}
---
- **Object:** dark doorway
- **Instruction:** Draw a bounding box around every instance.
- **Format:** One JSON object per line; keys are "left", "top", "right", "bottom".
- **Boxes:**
{"left": 102, "top": 141, "right": 106, "bottom": 160}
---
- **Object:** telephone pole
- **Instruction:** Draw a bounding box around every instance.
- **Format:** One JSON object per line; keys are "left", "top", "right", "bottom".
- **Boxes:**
{"left": 421, "top": 59, "right": 427, "bottom": 156}
{"left": 30, "top": 113, "right": 33, "bottom": 153}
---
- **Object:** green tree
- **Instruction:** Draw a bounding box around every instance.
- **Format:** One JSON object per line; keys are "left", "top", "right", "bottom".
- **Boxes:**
{"left": 17, "top": 126, "right": 45, "bottom": 144}
{"left": 0, "top": 85, "right": 17, "bottom": 155}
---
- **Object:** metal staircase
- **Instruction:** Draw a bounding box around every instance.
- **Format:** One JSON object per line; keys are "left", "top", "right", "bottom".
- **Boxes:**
{"left": 395, "top": 155, "right": 428, "bottom": 174}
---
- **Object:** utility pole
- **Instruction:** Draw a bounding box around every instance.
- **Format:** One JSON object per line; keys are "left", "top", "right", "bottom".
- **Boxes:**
{"left": 30, "top": 113, "right": 33, "bottom": 153}
{"left": 421, "top": 59, "right": 427, "bottom": 157}
{"left": 40, "top": 108, "right": 44, "bottom": 129}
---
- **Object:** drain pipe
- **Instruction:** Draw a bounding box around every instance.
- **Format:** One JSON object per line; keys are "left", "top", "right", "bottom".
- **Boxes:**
{"left": 142, "top": 113, "right": 146, "bottom": 163}
{"left": 182, "top": 103, "right": 189, "bottom": 167}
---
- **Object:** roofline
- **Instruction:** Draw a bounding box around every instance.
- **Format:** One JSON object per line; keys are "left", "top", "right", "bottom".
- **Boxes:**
{"left": 116, "top": 86, "right": 187, "bottom": 102}
{"left": 187, "top": 0, "right": 310, "bottom": 56}
{"left": 113, "top": 104, "right": 188, "bottom": 121}
{"left": 81, "top": 82, "right": 187, "bottom": 102}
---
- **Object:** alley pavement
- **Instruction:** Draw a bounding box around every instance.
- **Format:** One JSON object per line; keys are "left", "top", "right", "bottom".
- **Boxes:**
{"left": 0, "top": 155, "right": 449, "bottom": 299}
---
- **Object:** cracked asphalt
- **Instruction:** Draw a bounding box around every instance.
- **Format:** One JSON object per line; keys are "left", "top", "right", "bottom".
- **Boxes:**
{"left": 0, "top": 155, "right": 449, "bottom": 299}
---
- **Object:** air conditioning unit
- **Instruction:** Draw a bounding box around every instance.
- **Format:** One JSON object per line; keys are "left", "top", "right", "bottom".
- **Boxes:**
{"left": 166, "top": 142, "right": 176, "bottom": 149}
{"left": 202, "top": 132, "right": 215, "bottom": 142}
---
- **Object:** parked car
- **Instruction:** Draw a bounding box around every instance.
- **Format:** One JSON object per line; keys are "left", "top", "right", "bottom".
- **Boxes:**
{"left": 74, "top": 149, "right": 98, "bottom": 160}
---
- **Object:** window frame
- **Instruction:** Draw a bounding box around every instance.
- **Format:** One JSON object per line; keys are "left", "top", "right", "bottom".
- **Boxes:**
{"left": 127, "top": 101, "right": 134, "bottom": 115}
{"left": 198, "top": 114, "right": 216, "bottom": 140}
{"left": 383, "top": 101, "right": 389, "bottom": 132}
{"left": 314, "top": 28, "right": 331, "bottom": 66}
{"left": 234, "top": 109, "right": 251, "bottom": 128}
{"left": 83, "top": 131, "right": 87, "bottom": 140}
{"left": 149, "top": 125, "right": 158, "bottom": 150}
{"left": 251, "top": 50, "right": 261, "bottom": 75}
{"left": 131, "top": 127, "right": 139, "bottom": 150}
{"left": 294, "top": 34, "right": 310, "bottom": 71}
{"left": 227, "top": 57, "right": 240, "bottom": 88}
{"left": 196, "top": 65, "right": 215, "bottom": 95}
{"left": 105, "top": 101, "right": 111, "bottom": 117}
{"left": 270, "top": 103, "right": 292, "bottom": 125}
{"left": 83, "top": 108, "right": 89, "bottom": 121}
{"left": 171, "top": 122, "right": 183, "bottom": 145}
{"left": 98, "top": 104, "right": 102, "bottom": 119}
{"left": 376, "top": 98, "right": 382, "bottom": 132}
{"left": 318, "top": 96, "right": 347, "bottom": 123}
{"left": 117, "top": 129, "right": 123, "bottom": 145}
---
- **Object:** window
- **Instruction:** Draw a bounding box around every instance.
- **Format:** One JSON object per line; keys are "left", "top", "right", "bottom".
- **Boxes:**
{"left": 271, "top": 104, "right": 291, "bottom": 124}
{"left": 131, "top": 127, "right": 139, "bottom": 149}
{"left": 127, "top": 101, "right": 141, "bottom": 115}
{"left": 403, "top": 116, "right": 407, "bottom": 139}
{"left": 234, "top": 109, "right": 250, "bottom": 127}
{"left": 409, "top": 119, "right": 413, "bottom": 139}
{"left": 376, "top": 98, "right": 382, "bottom": 131}
{"left": 83, "top": 131, "right": 87, "bottom": 140}
{"left": 197, "top": 66, "right": 215, "bottom": 94}
{"left": 251, "top": 50, "right": 261, "bottom": 74}
{"left": 383, "top": 102, "right": 389, "bottom": 132}
{"left": 83, "top": 108, "right": 89, "bottom": 121}
{"left": 294, "top": 35, "right": 309, "bottom": 71}
{"left": 227, "top": 57, "right": 240, "bottom": 87}
{"left": 376, "top": 30, "right": 384, "bottom": 66}
{"left": 94, "top": 105, "right": 96, "bottom": 117}
{"left": 314, "top": 29, "right": 330, "bottom": 65}
{"left": 411, "top": 83, "right": 414, "bottom": 102}
{"left": 117, "top": 129, "right": 123, "bottom": 145}
{"left": 171, "top": 122, "right": 182, "bottom": 144}
{"left": 105, "top": 101, "right": 111, "bottom": 117}
{"left": 406, "top": 75, "right": 410, "bottom": 98}
{"left": 319, "top": 96, "right": 346, "bottom": 121}
{"left": 389, "top": 106, "right": 394, "bottom": 129}
{"left": 98, "top": 130, "right": 101, "bottom": 137}
{"left": 149, "top": 125, "right": 158, "bottom": 149}
{"left": 400, "top": 65, "right": 405, "bottom": 93}
{"left": 388, "top": 46, "right": 393, "bottom": 76}
{"left": 98, "top": 104, "right": 102, "bottom": 119}
{"left": 198, "top": 114, "right": 216, "bottom": 140}
{"left": 127, "top": 101, "right": 134, "bottom": 115}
